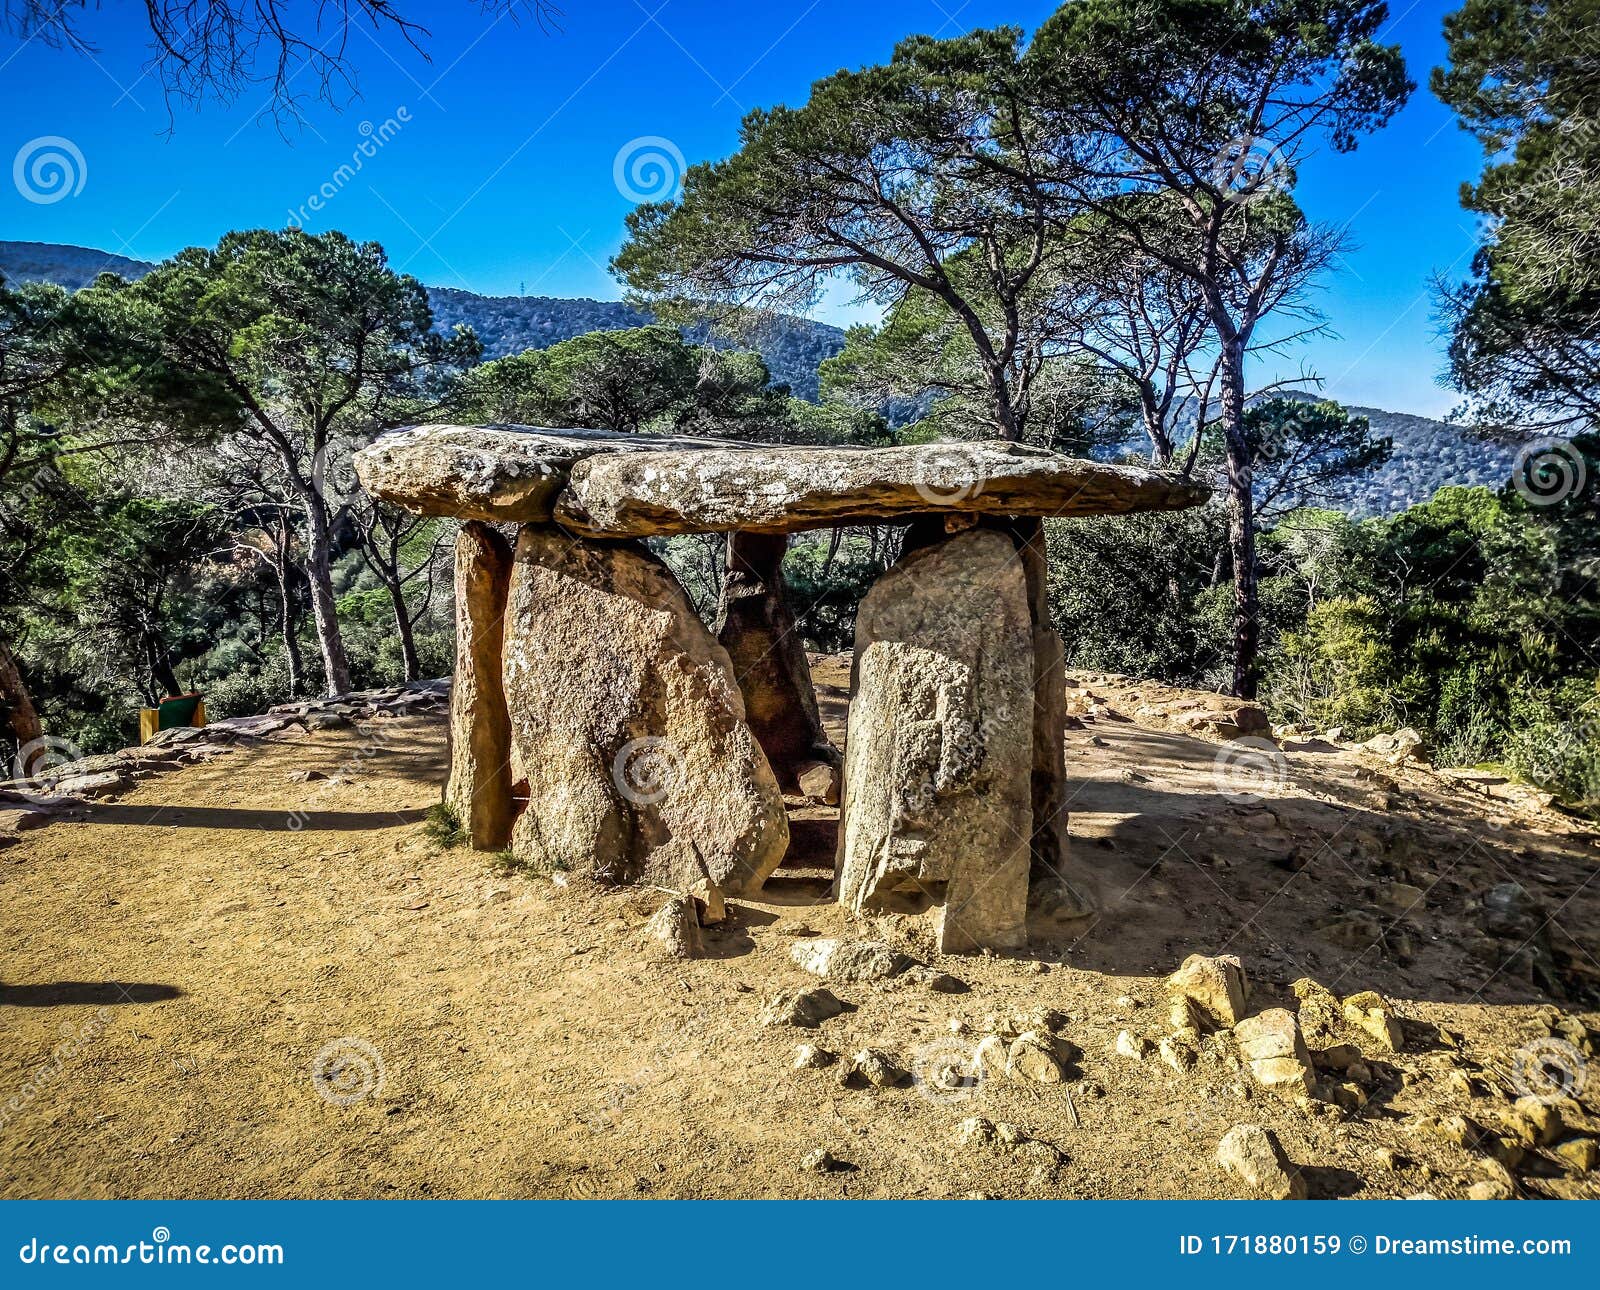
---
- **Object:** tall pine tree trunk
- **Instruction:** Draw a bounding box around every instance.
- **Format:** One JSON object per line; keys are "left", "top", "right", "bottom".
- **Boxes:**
{"left": 303, "top": 502, "right": 352, "bottom": 696}
{"left": 1217, "top": 341, "right": 1259, "bottom": 699}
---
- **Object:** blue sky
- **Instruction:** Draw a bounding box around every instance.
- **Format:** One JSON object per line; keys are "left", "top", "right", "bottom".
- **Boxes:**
{"left": 1, "top": 0, "right": 1485, "bottom": 417}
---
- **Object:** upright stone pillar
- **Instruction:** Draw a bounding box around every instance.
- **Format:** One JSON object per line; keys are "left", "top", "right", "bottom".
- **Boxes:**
{"left": 445, "top": 521, "right": 514, "bottom": 850}
{"left": 714, "top": 530, "right": 836, "bottom": 791}
{"left": 500, "top": 526, "right": 789, "bottom": 895}
{"left": 1008, "top": 517, "right": 1093, "bottom": 919}
{"left": 835, "top": 527, "right": 1033, "bottom": 952}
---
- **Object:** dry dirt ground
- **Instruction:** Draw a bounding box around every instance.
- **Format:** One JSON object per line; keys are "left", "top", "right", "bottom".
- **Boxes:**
{"left": 2, "top": 659, "right": 1598, "bottom": 1199}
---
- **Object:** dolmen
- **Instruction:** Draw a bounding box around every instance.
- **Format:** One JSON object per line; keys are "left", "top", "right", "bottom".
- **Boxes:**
{"left": 354, "top": 425, "right": 1208, "bottom": 952}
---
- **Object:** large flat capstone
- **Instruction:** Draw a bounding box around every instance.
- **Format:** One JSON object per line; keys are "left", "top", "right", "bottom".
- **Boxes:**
{"left": 354, "top": 425, "right": 1209, "bottom": 533}
{"left": 353, "top": 424, "right": 744, "bottom": 524}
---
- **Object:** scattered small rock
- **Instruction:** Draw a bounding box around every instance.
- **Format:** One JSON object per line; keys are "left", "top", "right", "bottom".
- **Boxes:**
{"left": 1233, "top": 1009, "right": 1315, "bottom": 1097}
{"left": 800, "top": 1148, "right": 845, "bottom": 1173}
{"left": 1168, "top": 953, "right": 1248, "bottom": 1028}
{"left": 846, "top": 1047, "right": 907, "bottom": 1089}
{"left": 644, "top": 895, "right": 703, "bottom": 960}
{"left": 1115, "top": 1030, "right": 1152, "bottom": 1061}
{"left": 759, "top": 987, "right": 846, "bottom": 1029}
{"left": 790, "top": 937, "right": 912, "bottom": 983}
{"left": 1217, "top": 1124, "right": 1306, "bottom": 1200}
{"left": 793, "top": 1044, "right": 836, "bottom": 1070}
{"left": 1007, "top": 1031, "right": 1066, "bottom": 1083}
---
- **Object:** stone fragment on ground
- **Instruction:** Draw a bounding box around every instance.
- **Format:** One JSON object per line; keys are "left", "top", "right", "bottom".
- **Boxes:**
{"left": 644, "top": 895, "right": 703, "bottom": 960}
{"left": 1233, "top": 1008, "right": 1316, "bottom": 1097}
{"left": 759, "top": 988, "right": 847, "bottom": 1029}
{"left": 789, "top": 937, "right": 912, "bottom": 983}
{"left": 1007, "top": 1031, "right": 1067, "bottom": 1082}
{"left": 1167, "top": 953, "right": 1248, "bottom": 1028}
{"left": 1341, "top": 990, "right": 1405, "bottom": 1051}
{"left": 1217, "top": 1125, "right": 1307, "bottom": 1199}
{"left": 793, "top": 1044, "right": 835, "bottom": 1070}
{"left": 846, "top": 1048, "right": 908, "bottom": 1089}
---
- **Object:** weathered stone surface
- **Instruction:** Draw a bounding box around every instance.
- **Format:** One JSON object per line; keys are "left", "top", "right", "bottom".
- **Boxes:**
{"left": 500, "top": 527, "right": 788, "bottom": 895}
{"left": 1169, "top": 954, "right": 1249, "bottom": 1029}
{"left": 445, "top": 522, "right": 514, "bottom": 851}
{"left": 714, "top": 530, "right": 836, "bottom": 789}
{"left": 1234, "top": 1008, "right": 1316, "bottom": 1096}
{"left": 1342, "top": 989, "right": 1405, "bottom": 1052}
{"left": 836, "top": 528, "right": 1034, "bottom": 953}
{"left": 644, "top": 894, "right": 703, "bottom": 959}
{"left": 789, "top": 938, "right": 913, "bottom": 983}
{"left": 1007, "top": 1031, "right": 1066, "bottom": 1082}
{"left": 846, "top": 1047, "right": 908, "bottom": 1088}
{"left": 353, "top": 424, "right": 728, "bottom": 523}
{"left": 1217, "top": 1125, "right": 1307, "bottom": 1199}
{"left": 558, "top": 439, "right": 1211, "bottom": 536}
{"left": 759, "top": 987, "right": 847, "bottom": 1029}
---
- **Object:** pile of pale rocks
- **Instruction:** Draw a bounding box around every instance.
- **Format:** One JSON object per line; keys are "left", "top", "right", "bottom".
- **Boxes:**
{"left": 0, "top": 681, "right": 449, "bottom": 843}
{"left": 355, "top": 424, "right": 1208, "bottom": 951}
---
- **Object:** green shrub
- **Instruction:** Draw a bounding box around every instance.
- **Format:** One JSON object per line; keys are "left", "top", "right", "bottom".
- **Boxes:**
{"left": 423, "top": 802, "right": 467, "bottom": 848}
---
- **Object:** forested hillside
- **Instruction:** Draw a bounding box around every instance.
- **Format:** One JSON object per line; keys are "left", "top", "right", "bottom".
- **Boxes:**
{"left": 0, "top": 239, "right": 1510, "bottom": 509}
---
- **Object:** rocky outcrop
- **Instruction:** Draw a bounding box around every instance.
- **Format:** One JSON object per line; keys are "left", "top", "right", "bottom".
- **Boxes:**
{"left": 714, "top": 531, "right": 836, "bottom": 790}
{"left": 500, "top": 526, "right": 788, "bottom": 894}
{"left": 836, "top": 528, "right": 1034, "bottom": 953}
{"left": 445, "top": 522, "right": 515, "bottom": 850}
